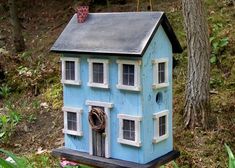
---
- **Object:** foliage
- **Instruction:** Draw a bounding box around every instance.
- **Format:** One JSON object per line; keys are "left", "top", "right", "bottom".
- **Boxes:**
{"left": 0, "top": 149, "right": 92, "bottom": 168}
{"left": 210, "top": 23, "right": 229, "bottom": 64}
{"left": 27, "top": 114, "right": 37, "bottom": 123}
{"left": 0, "top": 148, "right": 29, "bottom": 168}
{"left": 0, "top": 85, "right": 11, "bottom": 98}
{"left": 27, "top": 153, "right": 59, "bottom": 168}
{"left": 225, "top": 144, "right": 235, "bottom": 168}
{"left": 160, "top": 161, "right": 179, "bottom": 168}
{"left": 43, "top": 83, "right": 62, "bottom": 110}
{"left": 0, "top": 102, "right": 21, "bottom": 143}
{"left": 0, "top": 149, "right": 60, "bottom": 168}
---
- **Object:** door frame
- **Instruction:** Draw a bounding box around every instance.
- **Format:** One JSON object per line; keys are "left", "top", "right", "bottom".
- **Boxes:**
{"left": 86, "top": 100, "right": 113, "bottom": 158}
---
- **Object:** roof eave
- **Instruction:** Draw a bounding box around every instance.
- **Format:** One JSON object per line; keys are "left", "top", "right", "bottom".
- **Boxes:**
{"left": 141, "top": 13, "right": 183, "bottom": 55}
{"left": 50, "top": 49, "right": 143, "bottom": 57}
{"left": 161, "top": 14, "right": 183, "bottom": 53}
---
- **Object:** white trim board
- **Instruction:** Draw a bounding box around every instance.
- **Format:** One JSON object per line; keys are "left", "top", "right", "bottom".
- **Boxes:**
{"left": 116, "top": 59, "right": 141, "bottom": 91}
{"left": 152, "top": 110, "right": 169, "bottom": 143}
{"left": 117, "top": 114, "right": 142, "bottom": 147}
{"left": 60, "top": 57, "right": 81, "bottom": 85}
{"left": 87, "top": 58, "right": 109, "bottom": 89}
{"left": 85, "top": 100, "right": 113, "bottom": 108}
{"left": 62, "top": 106, "right": 83, "bottom": 136}
{"left": 152, "top": 58, "right": 169, "bottom": 89}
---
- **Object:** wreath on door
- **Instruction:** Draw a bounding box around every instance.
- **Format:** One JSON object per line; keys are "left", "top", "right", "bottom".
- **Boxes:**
{"left": 88, "top": 108, "right": 106, "bottom": 133}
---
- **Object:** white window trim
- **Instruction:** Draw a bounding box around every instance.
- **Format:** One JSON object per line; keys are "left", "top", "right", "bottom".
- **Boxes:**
{"left": 86, "top": 100, "right": 113, "bottom": 158}
{"left": 117, "top": 114, "right": 142, "bottom": 147}
{"left": 61, "top": 57, "right": 81, "bottom": 85}
{"left": 87, "top": 58, "right": 109, "bottom": 89}
{"left": 152, "top": 58, "right": 169, "bottom": 89}
{"left": 116, "top": 60, "right": 141, "bottom": 91}
{"left": 153, "top": 110, "right": 169, "bottom": 143}
{"left": 62, "top": 106, "right": 83, "bottom": 136}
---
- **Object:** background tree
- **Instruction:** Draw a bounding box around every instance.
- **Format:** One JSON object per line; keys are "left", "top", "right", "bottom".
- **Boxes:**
{"left": 8, "top": 0, "right": 25, "bottom": 52}
{"left": 182, "top": 0, "right": 211, "bottom": 129}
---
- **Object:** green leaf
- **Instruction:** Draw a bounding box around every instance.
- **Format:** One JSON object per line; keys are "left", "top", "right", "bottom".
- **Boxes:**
{"left": 210, "top": 56, "right": 217, "bottom": 64}
{"left": 172, "top": 161, "right": 179, "bottom": 168}
{"left": 212, "top": 42, "right": 219, "bottom": 49}
{"left": 0, "top": 116, "right": 7, "bottom": 125}
{"left": 0, "top": 149, "right": 26, "bottom": 167}
{"left": 0, "top": 158, "right": 15, "bottom": 168}
{"left": 225, "top": 144, "right": 235, "bottom": 168}
{"left": 210, "top": 36, "right": 215, "bottom": 43}
{"left": 0, "top": 132, "right": 5, "bottom": 138}
{"left": 219, "top": 37, "right": 229, "bottom": 47}
{"left": 225, "top": 144, "right": 235, "bottom": 159}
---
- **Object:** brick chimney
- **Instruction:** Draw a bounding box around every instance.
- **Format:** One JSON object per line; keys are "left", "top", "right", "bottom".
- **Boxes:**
{"left": 77, "top": 6, "right": 89, "bottom": 23}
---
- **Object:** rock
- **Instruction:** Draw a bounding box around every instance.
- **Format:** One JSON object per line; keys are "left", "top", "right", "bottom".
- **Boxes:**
{"left": 0, "top": 48, "right": 9, "bottom": 55}
{"left": 24, "top": 125, "right": 29, "bottom": 132}
{"left": 40, "top": 102, "right": 49, "bottom": 109}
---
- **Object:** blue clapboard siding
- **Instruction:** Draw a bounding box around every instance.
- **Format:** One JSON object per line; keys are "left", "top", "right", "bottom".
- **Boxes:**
{"left": 63, "top": 24, "right": 173, "bottom": 164}
{"left": 141, "top": 25, "right": 173, "bottom": 163}
{"left": 63, "top": 55, "right": 143, "bottom": 163}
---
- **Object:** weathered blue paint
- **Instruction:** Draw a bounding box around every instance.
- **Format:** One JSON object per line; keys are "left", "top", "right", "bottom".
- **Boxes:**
{"left": 141, "top": 25, "right": 173, "bottom": 163}
{"left": 62, "top": 24, "right": 173, "bottom": 164}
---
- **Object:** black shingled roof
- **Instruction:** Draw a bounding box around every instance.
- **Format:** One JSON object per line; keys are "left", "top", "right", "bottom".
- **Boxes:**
{"left": 51, "top": 12, "right": 182, "bottom": 56}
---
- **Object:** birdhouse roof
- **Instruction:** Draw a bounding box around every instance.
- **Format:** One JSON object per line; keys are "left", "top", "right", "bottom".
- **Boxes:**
{"left": 51, "top": 12, "right": 182, "bottom": 56}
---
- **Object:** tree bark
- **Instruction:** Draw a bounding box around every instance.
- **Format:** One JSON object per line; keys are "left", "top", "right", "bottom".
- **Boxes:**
{"left": 8, "top": 0, "right": 25, "bottom": 52}
{"left": 182, "top": 0, "right": 210, "bottom": 129}
{"left": 137, "top": 0, "right": 140, "bottom": 11}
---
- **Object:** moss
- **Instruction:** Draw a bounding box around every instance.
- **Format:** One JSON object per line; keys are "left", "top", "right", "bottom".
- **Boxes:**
{"left": 43, "top": 83, "right": 62, "bottom": 110}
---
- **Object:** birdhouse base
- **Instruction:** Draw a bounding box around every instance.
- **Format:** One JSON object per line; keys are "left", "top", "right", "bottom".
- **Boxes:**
{"left": 52, "top": 147, "right": 180, "bottom": 168}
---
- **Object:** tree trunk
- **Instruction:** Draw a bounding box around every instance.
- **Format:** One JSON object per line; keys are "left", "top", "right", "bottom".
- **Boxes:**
{"left": 137, "top": 0, "right": 140, "bottom": 11}
{"left": 182, "top": 0, "right": 210, "bottom": 129}
{"left": 8, "top": 0, "right": 25, "bottom": 52}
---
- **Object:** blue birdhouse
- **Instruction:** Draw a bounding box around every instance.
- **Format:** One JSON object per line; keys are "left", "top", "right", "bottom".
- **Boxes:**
{"left": 51, "top": 12, "right": 182, "bottom": 167}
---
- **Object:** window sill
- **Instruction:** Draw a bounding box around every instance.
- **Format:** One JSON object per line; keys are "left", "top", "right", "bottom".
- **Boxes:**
{"left": 152, "top": 83, "right": 169, "bottom": 89}
{"left": 88, "top": 82, "right": 109, "bottom": 89}
{"left": 116, "top": 84, "right": 141, "bottom": 91}
{"left": 152, "top": 134, "right": 168, "bottom": 144}
{"left": 63, "top": 129, "right": 83, "bottom": 136}
{"left": 117, "top": 138, "right": 141, "bottom": 147}
{"left": 61, "top": 80, "right": 81, "bottom": 85}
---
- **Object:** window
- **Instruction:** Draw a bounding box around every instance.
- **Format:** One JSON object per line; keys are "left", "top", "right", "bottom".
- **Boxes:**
{"left": 159, "top": 115, "right": 166, "bottom": 136}
{"left": 123, "top": 64, "right": 135, "bottom": 86}
{"left": 123, "top": 120, "right": 135, "bottom": 141}
{"left": 153, "top": 110, "right": 169, "bottom": 143}
{"left": 158, "top": 62, "right": 166, "bottom": 84}
{"left": 116, "top": 60, "right": 141, "bottom": 91}
{"left": 93, "top": 63, "right": 104, "bottom": 83}
{"left": 117, "top": 114, "right": 142, "bottom": 147}
{"left": 63, "top": 107, "right": 83, "bottom": 136}
{"left": 152, "top": 59, "right": 169, "bottom": 89}
{"left": 61, "top": 57, "right": 81, "bottom": 85}
{"left": 67, "top": 112, "right": 77, "bottom": 131}
{"left": 65, "top": 61, "right": 75, "bottom": 80}
{"left": 88, "top": 59, "right": 109, "bottom": 88}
